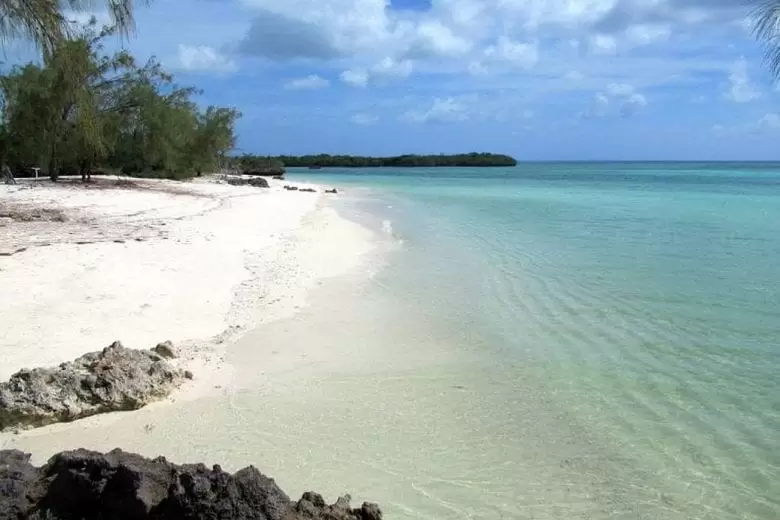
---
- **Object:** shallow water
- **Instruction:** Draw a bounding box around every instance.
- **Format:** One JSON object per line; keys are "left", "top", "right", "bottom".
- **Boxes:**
{"left": 279, "top": 163, "right": 780, "bottom": 518}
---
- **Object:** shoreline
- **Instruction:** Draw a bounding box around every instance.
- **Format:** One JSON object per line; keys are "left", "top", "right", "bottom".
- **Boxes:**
{"left": 0, "top": 175, "right": 377, "bottom": 429}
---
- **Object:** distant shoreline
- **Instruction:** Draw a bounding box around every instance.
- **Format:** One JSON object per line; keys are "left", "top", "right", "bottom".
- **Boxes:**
{"left": 231, "top": 153, "right": 518, "bottom": 171}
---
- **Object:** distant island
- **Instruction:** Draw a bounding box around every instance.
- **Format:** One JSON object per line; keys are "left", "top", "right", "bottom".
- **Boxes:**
{"left": 229, "top": 153, "right": 517, "bottom": 174}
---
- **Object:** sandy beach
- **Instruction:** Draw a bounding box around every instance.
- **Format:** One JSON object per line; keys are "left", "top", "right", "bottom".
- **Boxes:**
{"left": 0, "top": 175, "right": 375, "bottom": 421}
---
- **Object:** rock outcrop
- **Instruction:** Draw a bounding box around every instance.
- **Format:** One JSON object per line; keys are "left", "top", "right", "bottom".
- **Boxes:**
{"left": 226, "top": 177, "right": 270, "bottom": 188}
{"left": 0, "top": 448, "right": 382, "bottom": 520}
{"left": 0, "top": 341, "right": 186, "bottom": 431}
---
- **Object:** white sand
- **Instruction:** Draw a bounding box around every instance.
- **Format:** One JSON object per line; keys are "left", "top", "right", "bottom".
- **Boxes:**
{"left": 0, "top": 176, "right": 375, "bottom": 401}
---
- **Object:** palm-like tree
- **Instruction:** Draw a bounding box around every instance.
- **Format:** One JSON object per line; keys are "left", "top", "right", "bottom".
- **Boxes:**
{"left": 753, "top": 0, "right": 780, "bottom": 79}
{"left": 0, "top": 0, "right": 143, "bottom": 53}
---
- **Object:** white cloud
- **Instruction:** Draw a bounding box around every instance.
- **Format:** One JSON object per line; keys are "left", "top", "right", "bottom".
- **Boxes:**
{"left": 606, "top": 83, "right": 635, "bottom": 96}
{"left": 371, "top": 57, "right": 413, "bottom": 79}
{"left": 756, "top": 113, "right": 780, "bottom": 130}
{"left": 403, "top": 97, "right": 470, "bottom": 123}
{"left": 351, "top": 113, "right": 379, "bottom": 125}
{"left": 588, "top": 34, "right": 618, "bottom": 55}
{"left": 412, "top": 21, "right": 472, "bottom": 57}
{"left": 484, "top": 37, "right": 539, "bottom": 69}
{"left": 340, "top": 69, "right": 369, "bottom": 87}
{"left": 178, "top": 44, "right": 237, "bottom": 73}
{"left": 620, "top": 93, "right": 647, "bottom": 117}
{"left": 714, "top": 113, "right": 780, "bottom": 135}
{"left": 284, "top": 74, "right": 330, "bottom": 89}
{"left": 624, "top": 24, "right": 672, "bottom": 46}
{"left": 565, "top": 70, "right": 584, "bottom": 81}
{"left": 725, "top": 58, "right": 761, "bottom": 103}
{"left": 582, "top": 82, "right": 647, "bottom": 119}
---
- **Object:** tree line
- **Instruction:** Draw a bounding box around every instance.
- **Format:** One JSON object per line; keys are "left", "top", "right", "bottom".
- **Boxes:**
{"left": 231, "top": 153, "right": 517, "bottom": 172}
{"left": 0, "top": 21, "right": 240, "bottom": 181}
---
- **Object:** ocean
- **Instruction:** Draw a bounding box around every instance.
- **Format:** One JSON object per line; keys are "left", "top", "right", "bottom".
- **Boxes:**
{"left": 280, "top": 162, "right": 780, "bottom": 519}
{"left": 7, "top": 162, "right": 776, "bottom": 519}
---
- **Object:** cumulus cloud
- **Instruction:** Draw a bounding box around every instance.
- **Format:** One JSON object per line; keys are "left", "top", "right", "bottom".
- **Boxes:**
{"left": 582, "top": 82, "right": 647, "bottom": 118}
{"left": 409, "top": 20, "right": 472, "bottom": 58}
{"left": 620, "top": 93, "right": 647, "bottom": 117}
{"left": 484, "top": 37, "right": 539, "bottom": 69}
{"left": 588, "top": 34, "right": 618, "bottom": 55}
{"left": 178, "top": 45, "right": 237, "bottom": 72}
{"left": 403, "top": 97, "right": 470, "bottom": 123}
{"left": 715, "top": 113, "right": 780, "bottom": 134}
{"left": 237, "top": 10, "right": 342, "bottom": 60}
{"left": 284, "top": 74, "right": 330, "bottom": 89}
{"left": 724, "top": 57, "right": 761, "bottom": 103}
{"left": 371, "top": 57, "right": 414, "bottom": 79}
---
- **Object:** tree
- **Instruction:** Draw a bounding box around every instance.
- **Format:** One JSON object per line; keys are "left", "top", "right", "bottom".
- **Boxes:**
{"left": 0, "top": 0, "right": 145, "bottom": 54}
{"left": 0, "top": 21, "right": 240, "bottom": 181}
{"left": 753, "top": 0, "right": 780, "bottom": 79}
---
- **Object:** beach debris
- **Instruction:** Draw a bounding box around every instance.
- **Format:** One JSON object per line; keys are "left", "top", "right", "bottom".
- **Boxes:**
{"left": 0, "top": 448, "right": 383, "bottom": 520}
{"left": 0, "top": 341, "right": 186, "bottom": 432}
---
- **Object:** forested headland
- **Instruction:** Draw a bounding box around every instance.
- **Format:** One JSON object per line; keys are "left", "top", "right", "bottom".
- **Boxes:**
{"left": 0, "top": 21, "right": 240, "bottom": 181}
{"left": 231, "top": 153, "right": 517, "bottom": 172}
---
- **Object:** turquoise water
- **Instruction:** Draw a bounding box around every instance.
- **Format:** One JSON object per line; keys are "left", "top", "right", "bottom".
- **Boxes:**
{"left": 285, "top": 163, "right": 780, "bottom": 518}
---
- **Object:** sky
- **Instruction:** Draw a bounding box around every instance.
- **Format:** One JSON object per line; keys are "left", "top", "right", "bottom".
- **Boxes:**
{"left": 8, "top": 0, "right": 780, "bottom": 160}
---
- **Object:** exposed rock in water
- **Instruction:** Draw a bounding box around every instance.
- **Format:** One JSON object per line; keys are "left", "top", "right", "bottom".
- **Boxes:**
{"left": 0, "top": 341, "right": 186, "bottom": 431}
{"left": 226, "top": 177, "right": 270, "bottom": 188}
{"left": 0, "top": 448, "right": 382, "bottom": 520}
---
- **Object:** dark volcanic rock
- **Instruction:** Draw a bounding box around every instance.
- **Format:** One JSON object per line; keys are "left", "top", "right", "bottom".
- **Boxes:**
{"left": 0, "top": 341, "right": 186, "bottom": 432}
{"left": 226, "top": 177, "right": 270, "bottom": 188}
{"left": 0, "top": 449, "right": 381, "bottom": 520}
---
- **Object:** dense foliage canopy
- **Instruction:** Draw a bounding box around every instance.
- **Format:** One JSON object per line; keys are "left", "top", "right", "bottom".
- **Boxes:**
{"left": 0, "top": 21, "right": 240, "bottom": 180}
{"left": 231, "top": 153, "right": 517, "bottom": 172}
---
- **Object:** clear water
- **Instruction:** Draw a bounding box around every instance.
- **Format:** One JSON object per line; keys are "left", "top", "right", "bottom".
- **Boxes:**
{"left": 9, "top": 163, "right": 778, "bottom": 519}
{"left": 281, "top": 163, "right": 780, "bottom": 518}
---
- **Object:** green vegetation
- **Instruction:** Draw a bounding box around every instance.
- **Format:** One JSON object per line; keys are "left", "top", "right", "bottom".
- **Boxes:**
{"left": 227, "top": 155, "right": 285, "bottom": 175}
{"left": 753, "top": 1, "right": 780, "bottom": 79}
{"left": 0, "top": 0, "right": 144, "bottom": 54}
{"left": 232, "top": 153, "right": 517, "bottom": 170}
{"left": 0, "top": 21, "right": 240, "bottom": 181}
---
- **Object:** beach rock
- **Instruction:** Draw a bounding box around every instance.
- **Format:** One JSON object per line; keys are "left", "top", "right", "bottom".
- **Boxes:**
{"left": 152, "top": 340, "right": 177, "bottom": 359}
{"left": 283, "top": 185, "right": 299, "bottom": 191}
{"left": 0, "top": 341, "right": 186, "bottom": 431}
{"left": 299, "top": 188, "right": 317, "bottom": 193}
{"left": 226, "top": 177, "right": 270, "bottom": 188}
{"left": 325, "top": 189, "right": 338, "bottom": 194}
{"left": 0, "top": 448, "right": 382, "bottom": 520}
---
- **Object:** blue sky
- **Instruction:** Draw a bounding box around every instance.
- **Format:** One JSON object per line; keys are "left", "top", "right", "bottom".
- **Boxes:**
{"left": 10, "top": 0, "right": 780, "bottom": 160}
